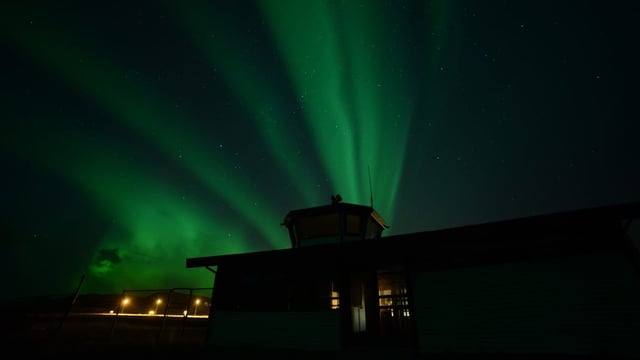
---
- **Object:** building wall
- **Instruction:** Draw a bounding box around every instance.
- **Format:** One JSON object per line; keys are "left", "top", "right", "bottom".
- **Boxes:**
{"left": 207, "top": 311, "right": 341, "bottom": 351}
{"left": 411, "top": 253, "right": 640, "bottom": 357}
{"left": 205, "top": 260, "right": 343, "bottom": 351}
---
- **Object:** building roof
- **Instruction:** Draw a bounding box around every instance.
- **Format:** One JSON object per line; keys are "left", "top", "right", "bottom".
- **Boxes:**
{"left": 281, "top": 201, "right": 389, "bottom": 229}
{"left": 186, "top": 201, "right": 640, "bottom": 271}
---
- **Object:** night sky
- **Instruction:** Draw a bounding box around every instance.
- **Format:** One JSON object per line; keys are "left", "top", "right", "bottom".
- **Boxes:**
{"left": 2, "top": 0, "right": 639, "bottom": 300}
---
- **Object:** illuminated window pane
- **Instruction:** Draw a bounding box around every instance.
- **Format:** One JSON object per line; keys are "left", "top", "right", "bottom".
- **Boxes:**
{"left": 331, "top": 290, "right": 340, "bottom": 310}
{"left": 378, "top": 270, "right": 411, "bottom": 337}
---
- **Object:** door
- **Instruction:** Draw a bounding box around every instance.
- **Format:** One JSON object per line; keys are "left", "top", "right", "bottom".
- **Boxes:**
{"left": 377, "top": 270, "right": 411, "bottom": 340}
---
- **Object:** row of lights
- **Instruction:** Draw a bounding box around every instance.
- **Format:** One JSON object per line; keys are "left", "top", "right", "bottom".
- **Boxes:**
{"left": 118, "top": 297, "right": 205, "bottom": 316}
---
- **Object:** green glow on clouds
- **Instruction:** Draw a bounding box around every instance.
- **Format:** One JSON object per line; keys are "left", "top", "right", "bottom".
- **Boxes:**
{"left": 3, "top": 16, "right": 291, "bottom": 293}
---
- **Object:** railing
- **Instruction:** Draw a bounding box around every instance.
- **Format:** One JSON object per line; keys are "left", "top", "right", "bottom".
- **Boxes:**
{"left": 108, "top": 287, "right": 212, "bottom": 345}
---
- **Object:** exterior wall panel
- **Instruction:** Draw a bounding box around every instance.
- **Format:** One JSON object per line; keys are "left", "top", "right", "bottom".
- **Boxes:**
{"left": 207, "top": 311, "right": 341, "bottom": 351}
{"left": 411, "top": 254, "right": 640, "bottom": 357}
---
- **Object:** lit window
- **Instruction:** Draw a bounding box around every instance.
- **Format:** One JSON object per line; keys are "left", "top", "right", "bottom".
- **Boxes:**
{"left": 331, "top": 290, "right": 340, "bottom": 310}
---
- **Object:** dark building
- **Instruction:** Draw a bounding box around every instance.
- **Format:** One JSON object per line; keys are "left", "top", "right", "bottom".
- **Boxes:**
{"left": 186, "top": 198, "right": 640, "bottom": 358}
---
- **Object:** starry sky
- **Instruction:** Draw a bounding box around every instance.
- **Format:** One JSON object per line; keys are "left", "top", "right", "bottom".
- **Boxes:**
{"left": 1, "top": 0, "right": 639, "bottom": 300}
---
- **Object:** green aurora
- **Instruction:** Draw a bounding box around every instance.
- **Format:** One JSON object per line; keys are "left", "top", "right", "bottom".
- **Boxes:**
{"left": 1, "top": 1, "right": 449, "bottom": 296}
{"left": 2, "top": 0, "right": 638, "bottom": 298}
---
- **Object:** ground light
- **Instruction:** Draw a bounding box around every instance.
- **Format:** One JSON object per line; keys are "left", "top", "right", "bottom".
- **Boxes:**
{"left": 194, "top": 298, "right": 201, "bottom": 316}
{"left": 121, "top": 298, "right": 130, "bottom": 314}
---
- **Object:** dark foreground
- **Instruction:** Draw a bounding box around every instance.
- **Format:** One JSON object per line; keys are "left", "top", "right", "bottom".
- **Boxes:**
{"left": 3, "top": 308, "right": 633, "bottom": 359}
{"left": 4, "top": 314, "right": 629, "bottom": 360}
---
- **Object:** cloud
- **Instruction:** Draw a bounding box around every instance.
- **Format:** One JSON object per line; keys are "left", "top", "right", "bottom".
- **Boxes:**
{"left": 96, "top": 247, "right": 122, "bottom": 265}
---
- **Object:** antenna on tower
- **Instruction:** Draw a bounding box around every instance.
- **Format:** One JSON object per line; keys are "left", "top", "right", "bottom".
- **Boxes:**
{"left": 368, "top": 165, "right": 374, "bottom": 208}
